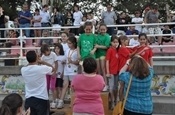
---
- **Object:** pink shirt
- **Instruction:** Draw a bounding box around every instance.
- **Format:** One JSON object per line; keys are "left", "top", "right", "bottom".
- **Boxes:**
{"left": 71, "top": 74, "right": 105, "bottom": 115}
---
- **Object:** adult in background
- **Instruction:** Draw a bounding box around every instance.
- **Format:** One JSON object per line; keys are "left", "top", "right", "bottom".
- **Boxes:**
{"left": 102, "top": 3, "right": 117, "bottom": 35}
{"left": 18, "top": 4, "right": 32, "bottom": 37}
{"left": 144, "top": 5, "right": 162, "bottom": 44}
{"left": 51, "top": 7, "right": 64, "bottom": 33}
{"left": 40, "top": 4, "right": 51, "bottom": 27}
{"left": 0, "top": 6, "right": 5, "bottom": 42}
{"left": 119, "top": 55, "right": 154, "bottom": 115}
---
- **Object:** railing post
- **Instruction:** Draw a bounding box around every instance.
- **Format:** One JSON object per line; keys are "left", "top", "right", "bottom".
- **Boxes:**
{"left": 19, "top": 28, "right": 23, "bottom": 65}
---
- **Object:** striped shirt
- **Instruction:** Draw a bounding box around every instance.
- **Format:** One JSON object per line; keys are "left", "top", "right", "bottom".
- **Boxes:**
{"left": 119, "top": 67, "right": 154, "bottom": 114}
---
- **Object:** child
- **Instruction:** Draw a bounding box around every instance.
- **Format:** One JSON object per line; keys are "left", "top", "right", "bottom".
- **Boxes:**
{"left": 131, "top": 33, "right": 153, "bottom": 67}
{"left": 32, "top": 8, "right": 42, "bottom": 45}
{"left": 0, "top": 93, "right": 30, "bottom": 115}
{"left": 95, "top": 23, "right": 111, "bottom": 91}
{"left": 40, "top": 44, "right": 58, "bottom": 109}
{"left": 57, "top": 36, "right": 79, "bottom": 108}
{"left": 61, "top": 32, "right": 69, "bottom": 53}
{"left": 118, "top": 35, "right": 130, "bottom": 72}
{"left": 106, "top": 35, "right": 120, "bottom": 109}
{"left": 54, "top": 43, "right": 65, "bottom": 106}
{"left": 77, "top": 21, "right": 96, "bottom": 61}
{"left": 18, "top": 30, "right": 26, "bottom": 47}
{"left": 40, "top": 30, "right": 53, "bottom": 46}
{"left": 71, "top": 57, "right": 105, "bottom": 115}
{"left": 129, "top": 31, "right": 140, "bottom": 46}
{"left": 21, "top": 50, "right": 53, "bottom": 115}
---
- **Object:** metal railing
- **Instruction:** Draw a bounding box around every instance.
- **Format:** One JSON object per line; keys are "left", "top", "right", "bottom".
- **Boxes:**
{"left": 0, "top": 22, "right": 175, "bottom": 65}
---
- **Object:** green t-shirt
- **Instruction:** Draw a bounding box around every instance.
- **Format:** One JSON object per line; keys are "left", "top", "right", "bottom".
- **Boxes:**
{"left": 78, "top": 33, "right": 96, "bottom": 60}
{"left": 95, "top": 33, "right": 111, "bottom": 58}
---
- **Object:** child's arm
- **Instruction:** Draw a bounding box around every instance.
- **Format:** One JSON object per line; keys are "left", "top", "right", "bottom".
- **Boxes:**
{"left": 90, "top": 47, "right": 97, "bottom": 55}
{"left": 54, "top": 61, "right": 58, "bottom": 74}
{"left": 95, "top": 44, "right": 108, "bottom": 49}
{"left": 106, "top": 60, "right": 111, "bottom": 77}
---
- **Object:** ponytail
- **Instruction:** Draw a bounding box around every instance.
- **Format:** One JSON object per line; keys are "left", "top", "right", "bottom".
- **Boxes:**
{"left": 0, "top": 104, "right": 12, "bottom": 115}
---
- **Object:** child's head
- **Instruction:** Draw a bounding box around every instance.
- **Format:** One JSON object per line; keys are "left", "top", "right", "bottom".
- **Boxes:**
{"left": 43, "top": 30, "right": 49, "bottom": 37}
{"left": 84, "top": 22, "right": 93, "bottom": 34}
{"left": 99, "top": 23, "right": 107, "bottom": 35}
{"left": 54, "top": 43, "right": 64, "bottom": 55}
{"left": 83, "top": 57, "right": 97, "bottom": 74}
{"left": 67, "top": 36, "right": 77, "bottom": 49}
{"left": 67, "top": 11, "right": 72, "bottom": 17}
{"left": 40, "top": 44, "right": 51, "bottom": 56}
{"left": 119, "top": 35, "right": 129, "bottom": 46}
{"left": 61, "top": 32, "right": 68, "bottom": 43}
{"left": 26, "top": 50, "right": 37, "bottom": 63}
{"left": 111, "top": 35, "right": 119, "bottom": 48}
{"left": 0, "top": 93, "right": 23, "bottom": 115}
{"left": 138, "top": 33, "right": 148, "bottom": 45}
{"left": 87, "top": 13, "right": 92, "bottom": 20}
{"left": 164, "top": 25, "right": 170, "bottom": 30}
{"left": 35, "top": 8, "right": 40, "bottom": 15}
{"left": 82, "top": 16, "right": 87, "bottom": 21}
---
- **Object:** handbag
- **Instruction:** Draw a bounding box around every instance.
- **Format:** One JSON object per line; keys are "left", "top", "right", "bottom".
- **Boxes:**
{"left": 113, "top": 74, "right": 133, "bottom": 115}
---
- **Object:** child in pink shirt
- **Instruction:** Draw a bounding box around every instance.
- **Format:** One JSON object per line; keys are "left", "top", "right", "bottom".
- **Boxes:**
{"left": 71, "top": 57, "right": 105, "bottom": 115}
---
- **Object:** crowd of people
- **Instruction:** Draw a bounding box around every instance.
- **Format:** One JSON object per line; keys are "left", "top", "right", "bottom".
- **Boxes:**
{"left": 0, "top": 2, "right": 173, "bottom": 115}
{"left": 0, "top": 3, "right": 174, "bottom": 49}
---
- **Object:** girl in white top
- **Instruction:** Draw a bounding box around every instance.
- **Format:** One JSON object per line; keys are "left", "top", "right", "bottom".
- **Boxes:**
{"left": 73, "top": 5, "right": 83, "bottom": 26}
{"left": 54, "top": 43, "right": 66, "bottom": 107}
{"left": 32, "top": 9, "right": 42, "bottom": 45}
{"left": 57, "top": 36, "right": 79, "bottom": 109}
{"left": 61, "top": 32, "right": 69, "bottom": 53}
{"left": 131, "top": 11, "right": 143, "bottom": 33}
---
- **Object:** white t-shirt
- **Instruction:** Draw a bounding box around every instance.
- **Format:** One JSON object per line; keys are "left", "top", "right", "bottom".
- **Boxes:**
{"left": 131, "top": 17, "right": 143, "bottom": 32}
{"left": 57, "top": 55, "right": 66, "bottom": 78}
{"left": 40, "top": 10, "right": 50, "bottom": 23}
{"left": 64, "top": 49, "right": 78, "bottom": 75}
{"left": 33, "top": 15, "right": 42, "bottom": 27}
{"left": 73, "top": 11, "right": 83, "bottom": 26}
{"left": 129, "top": 38, "right": 140, "bottom": 46}
{"left": 61, "top": 43, "right": 69, "bottom": 53}
{"left": 18, "top": 35, "right": 26, "bottom": 43}
{"left": 21, "top": 65, "right": 52, "bottom": 100}
{"left": 41, "top": 51, "right": 58, "bottom": 66}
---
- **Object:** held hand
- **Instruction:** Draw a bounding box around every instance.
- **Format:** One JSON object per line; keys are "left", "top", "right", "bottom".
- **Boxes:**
{"left": 68, "top": 57, "right": 72, "bottom": 63}
{"left": 126, "top": 59, "right": 131, "bottom": 65}
{"left": 90, "top": 50, "right": 95, "bottom": 55}
{"left": 24, "top": 108, "right": 30, "bottom": 115}
{"left": 106, "top": 74, "right": 112, "bottom": 77}
{"left": 94, "top": 44, "right": 99, "bottom": 48}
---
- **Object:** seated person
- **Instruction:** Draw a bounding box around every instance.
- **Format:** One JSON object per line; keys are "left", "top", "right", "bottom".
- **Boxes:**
{"left": 129, "top": 31, "right": 140, "bottom": 46}
{"left": 126, "top": 23, "right": 139, "bottom": 35}
{"left": 161, "top": 25, "right": 173, "bottom": 44}
{"left": 40, "top": 30, "right": 53, "bottom": 46}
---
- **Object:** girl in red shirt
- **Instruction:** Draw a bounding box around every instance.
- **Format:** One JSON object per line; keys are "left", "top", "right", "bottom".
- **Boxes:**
{"left": 118, "top": 35, "right": 131, "bottom": 72}
{"left": 106, "top": 35, "right": 119, "bottom": 109}
{"left": 131, "top": 33, "right": 153, "bottom": 67}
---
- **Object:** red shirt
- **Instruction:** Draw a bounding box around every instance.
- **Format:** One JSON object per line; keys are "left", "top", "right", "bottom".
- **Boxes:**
{"left": 106, "top": 47, "right": 119, "bottom": 74}
{"left": 118, "top": 46, "right": 130, "bottom": 71}
{"left": 133, "top": 46, "right": 153, "bottom": 64}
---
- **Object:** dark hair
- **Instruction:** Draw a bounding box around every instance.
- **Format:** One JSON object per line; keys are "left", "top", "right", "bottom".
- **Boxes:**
{"left": 26, "top": 50, "right": 37, "bottom": 63}
{"left": 129, "top": 55, "right": 150, "bottom": 79}
{"left": 138, "top": 33, "right": 148, "bottom": 39}
{"left": 83, "top": 57, "right": 97, "bottom": 74}
{"left": 40, "top": 44, "right": 50, "bottom": 54}
{"left": 68, "top": 36, "right": 77, "bottom": 48}
{"left": 54, "top": 43, "right": 64, "bottom": 55}
{"left": 43, "top": 4, "right": 48, "bottom": 8}
{"left": 119, "top": 35, "right": 128, "bottom": 45}
{"left": 84, "top": 21, "right": 93, "bottom": 29}
{"left": 35, "top": 8, "right": 39, "bottom": 12}
{"left": 0, "top": 93, "right": 23, "bottom": 115}
{"left": 111, "top": 35, "right": 120, "bottom": 50}
{"left": 99, "top": 23, "right": 107, "bottom": 28}
{"left": 74, "top": 5, "right": 79, "bottom": 10}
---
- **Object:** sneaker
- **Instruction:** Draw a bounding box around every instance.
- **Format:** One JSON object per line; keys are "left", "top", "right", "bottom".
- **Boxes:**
{"left": 57, "top": 100, "right": 64, "bottom": 109}
{"left": 103, "top": 85, "right": 108, "bottom": 91}
{"left": 50, "top": 102, "right": 56, "bottom": 109}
